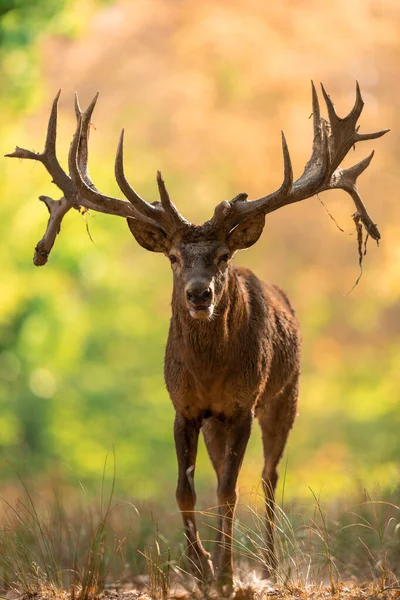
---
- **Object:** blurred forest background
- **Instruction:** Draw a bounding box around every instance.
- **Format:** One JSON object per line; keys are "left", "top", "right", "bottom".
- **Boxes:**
{"left": 0, "top": 0, "right": 399, "bottom": 514}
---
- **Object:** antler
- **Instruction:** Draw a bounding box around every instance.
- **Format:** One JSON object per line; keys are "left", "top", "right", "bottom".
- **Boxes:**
{"left": 212, "top": 82, "right": 389, "bottom": 242}
{"left": 6, "top": 83, "right": 388, "bottom": 266}
{"left": 5, "top": 92, "right": 188, "bottom": 265}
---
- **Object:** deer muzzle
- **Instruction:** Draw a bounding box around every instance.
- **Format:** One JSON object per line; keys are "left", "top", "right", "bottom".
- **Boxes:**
{"left": 185, "top": 280, "right": 215, "bottom": 319}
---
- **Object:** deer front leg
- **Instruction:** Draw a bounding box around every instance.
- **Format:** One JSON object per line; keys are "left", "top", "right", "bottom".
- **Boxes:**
{"left": 174, "top": 412, "right": 214, "bottom": 583}
{"left": 216, "top": 409, "right": 253, "bottom": 591}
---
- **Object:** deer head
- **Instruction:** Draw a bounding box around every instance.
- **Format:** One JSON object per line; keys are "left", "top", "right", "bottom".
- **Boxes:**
{"left": 6, "top": 83, "right": 388, "bottom": 319}
{"left": 127, "top": 205, "right": 265, "bottom": 319}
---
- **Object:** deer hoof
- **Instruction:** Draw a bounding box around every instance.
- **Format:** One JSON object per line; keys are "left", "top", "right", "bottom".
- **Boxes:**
{"left": 260, "top": 562, "right": 277, "bottom": 582}
{"left": 216, "top": 569, "right": 234, "bottom": 596}
{"left": 190, "top": 551, "right": 214, "bottom": 587}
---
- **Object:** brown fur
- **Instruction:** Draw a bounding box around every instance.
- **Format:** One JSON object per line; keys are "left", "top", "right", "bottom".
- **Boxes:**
{"left": 129, "top": 219, "right": 302, "bottom": 589}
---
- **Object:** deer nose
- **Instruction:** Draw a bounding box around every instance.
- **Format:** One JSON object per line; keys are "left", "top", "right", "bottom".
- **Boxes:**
{"left": 185, "top": 284, "right": 213, "bottom": 305}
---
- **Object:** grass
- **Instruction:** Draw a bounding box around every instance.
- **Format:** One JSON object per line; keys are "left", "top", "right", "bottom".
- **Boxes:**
{"left": 0, "top": 472, "right": 399, "bottom": 599}
{"left": 138, "top": 535, "right": 171, "bottom": 600}
{"left": 0, "top": 450, "right": 135, "bottom": 599}
{"left": 234, "top": 487, "right": 400, "bottom": 590}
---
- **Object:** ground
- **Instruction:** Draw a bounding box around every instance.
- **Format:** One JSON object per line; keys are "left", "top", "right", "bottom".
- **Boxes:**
{"left": 2, "top": 581, "right": 400, "bottom": 600}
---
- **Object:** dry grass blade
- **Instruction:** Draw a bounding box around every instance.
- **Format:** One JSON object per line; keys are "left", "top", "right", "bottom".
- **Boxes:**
{"left": 0, "top": 450, "right": 133, "bottom": 600}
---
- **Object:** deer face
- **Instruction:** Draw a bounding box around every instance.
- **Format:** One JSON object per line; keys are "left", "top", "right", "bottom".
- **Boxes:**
{"left": 127, "top": 214, "right": 266, "bottom": 320}
{"left": 168, "top": 240, "right": 230, "bottom": 320}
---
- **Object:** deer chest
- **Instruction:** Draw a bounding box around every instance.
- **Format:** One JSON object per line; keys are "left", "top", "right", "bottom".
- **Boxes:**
{"left": 165, "top": 354, "right": 265, "bottom": 420}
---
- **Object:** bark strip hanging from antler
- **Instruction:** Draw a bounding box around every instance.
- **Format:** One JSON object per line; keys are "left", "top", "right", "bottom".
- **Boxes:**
{"left": 212, "top": 82, "right": 389, "bottom": 241}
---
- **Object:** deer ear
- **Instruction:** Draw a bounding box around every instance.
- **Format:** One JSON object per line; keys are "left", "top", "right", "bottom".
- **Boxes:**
{"left": 227, "top": 213, "right": 266, "bottom": 252}
{"left": 127, "top": 217, "right": 171, "bottom": 253}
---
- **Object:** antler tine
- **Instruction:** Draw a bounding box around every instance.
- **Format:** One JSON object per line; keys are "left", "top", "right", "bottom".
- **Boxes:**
{"left": 156, "top": 170, "right": 189, "bottom": 229}
{"left": 292, "top": 84, "right": 331, "bottom": 191}
{"left": 115, "top": 130, "right": 188, "bottom": 230}
{"left": 68, "top": 92, "right": 99, "bottom": 189}
{"left": 311, "top": 80, "right": 321, "bottom": 130}
{"left": 231, "top": 193, "right": 249, "bottom": 204}
{"left": 343, "top": 149, "right": 375, "bottom": 181}
{"left": 280, "top": 131, "right": 294, "bottom": 194}
{"left": 115, "top": 130, "right": 161, "bottom": 221}
{"left": 39, "top": 90, "right": 76, "bottom": 196}
{"left": 74, "top": 91, "right": 82, "bottom": 121}
{"left": 348, "top": 80, "right": 364, "bottom": 124}
{"left": 44, "top": 89, "right": 61, "bottom": 156}
{"left": 323, "top": 150, "right": 380, "bottom": 241}
{"left": 211, "top": 129, "right": 294, "bottom": 230}
{"left": 32, "top": 195, "right": 72, "bottom": 266}
{"left": 6, "top": 90, "right": 76, "bottom": 199}
{"left": 69, "top": 96, "right": 129, "bottom": 215}
{"left": 255, "top": 130, "right": 295, "bottom": 215}
{"left": 320, "top": 82, "right": 341, "bottom": 131}
{"left": 68, "top": 112, "right": 139, "bottom": 219}
{"left": 309, "top": 81, "right": 332, "bottom": 184}
{"left": 355, "top": 128, "right": 390, "bottom": 142}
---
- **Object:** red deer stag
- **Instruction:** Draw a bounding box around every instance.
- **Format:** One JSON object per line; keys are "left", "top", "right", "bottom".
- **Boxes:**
{"left": 6, "top": 83, "right": 388, "bottom": 590}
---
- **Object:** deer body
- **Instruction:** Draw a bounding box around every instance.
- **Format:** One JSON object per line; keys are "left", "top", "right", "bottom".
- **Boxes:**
{"left": 7, "top": 82, "right": 388, "bottom": 591}
{"left": 164, "top": 238, "right": 301, "bottom": 584}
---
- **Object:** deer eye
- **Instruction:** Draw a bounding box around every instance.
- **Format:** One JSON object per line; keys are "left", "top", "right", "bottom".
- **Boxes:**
{"left": 218, "top": 253, "right": 230, "bottom": 264}
{"left": 169, "top": 254, "right": 178, "bottom": 264}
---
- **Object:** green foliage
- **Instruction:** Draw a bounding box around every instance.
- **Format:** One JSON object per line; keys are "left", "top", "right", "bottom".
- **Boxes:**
{"left": 0, "top": 0, "right": 111, "bottom": 110}
{"left": 0, "top": 0, "right": 65, "bottom": 108}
